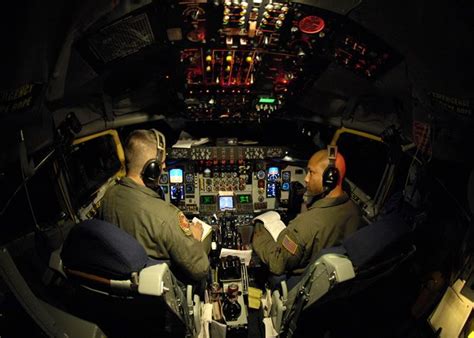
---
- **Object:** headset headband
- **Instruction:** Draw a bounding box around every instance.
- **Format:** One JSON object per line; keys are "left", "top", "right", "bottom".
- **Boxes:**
{"left": 151, "top": 129, "right": 166, "bottom": 163}
{"left": 327, "top": 145, "right": 337, "bottom": 167}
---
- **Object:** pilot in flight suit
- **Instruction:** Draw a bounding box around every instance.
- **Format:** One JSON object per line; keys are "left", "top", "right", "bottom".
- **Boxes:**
{"left": 98, "top": 129, "right": 209, "bottom": 282}
{"left": 252, "top": 147, "right": 361, "bottom": 275}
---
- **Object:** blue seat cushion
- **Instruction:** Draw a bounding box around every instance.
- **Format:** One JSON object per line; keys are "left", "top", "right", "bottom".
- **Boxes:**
{"left": 342, "top": 213, "right": 411, "bottom": 268}
{"left": 60, "top": 219, "right": 149, "bottom": 280}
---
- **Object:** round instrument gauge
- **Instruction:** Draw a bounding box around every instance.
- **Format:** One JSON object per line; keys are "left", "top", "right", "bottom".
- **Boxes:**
{"left": 298, "top": 16, "right": 325, "bottom": 34}
{"left": 256, "top": 170, "right": 266, "bottom": 180}
{"left": 282, "top": 171, "right": 291, "bottom": 181}
{"left": 185, "top": 173, "right": 194, "bottom": 183}
{"left": 159, "top": 173, "right": 169, "bottom": 184}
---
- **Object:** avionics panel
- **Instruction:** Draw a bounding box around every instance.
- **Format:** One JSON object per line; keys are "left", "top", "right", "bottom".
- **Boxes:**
{"left": 168, "top": 146, "right": 288, "bottom": 160}
{"left": 266, "top": 166, "right": 280, "bottom": 198}
{"left": 160, "top": 146, "right": 306, "bottom": 219}
{"left": 77, "top": 1, "right": 401, "bottom": 122}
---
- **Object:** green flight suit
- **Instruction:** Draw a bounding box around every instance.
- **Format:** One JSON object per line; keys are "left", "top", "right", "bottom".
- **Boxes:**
{"left": 252, "top": 192, "right": 361, "bottom": 275}
{"left": 98, "top": 177, "right": 209, "bottom": 282}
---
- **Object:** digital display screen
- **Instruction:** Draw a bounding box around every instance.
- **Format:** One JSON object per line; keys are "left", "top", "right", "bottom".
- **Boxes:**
{"left": 259, "top": 97, "right": 276, "bottom": 104}
{"left": 268, "top": 167, "right": 279, "bottom": 175}
{"left": 170, "top": 185, "right": 184, "bottom": 201}
{"left": 237, "top": 194, "right": 252, "bottom": 204}
{"left": 267, "top": 166, "right": 280, "bottom": 182}
{"left": 169, "top": 168, "right": 183, "bottom": 184}
{"left": 267, "top": 182, "right": 277, "bottom": 198}
{"left": 219, "top": 196, "right": 234, "bottom": 210}
{"left": 200, "top": 195, "right": 216, "bottom": 205}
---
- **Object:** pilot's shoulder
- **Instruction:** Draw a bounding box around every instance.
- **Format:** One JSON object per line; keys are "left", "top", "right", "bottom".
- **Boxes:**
{"left": 153, "top": 200, "right": 190, "bottom": 227}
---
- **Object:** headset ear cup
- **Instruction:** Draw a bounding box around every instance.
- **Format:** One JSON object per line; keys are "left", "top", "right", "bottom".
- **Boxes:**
{"left": 322, "top": 167, "right": 340, "bottom": 192}
{"left": 141, "top": 159, "right": 162, "bottom": 185}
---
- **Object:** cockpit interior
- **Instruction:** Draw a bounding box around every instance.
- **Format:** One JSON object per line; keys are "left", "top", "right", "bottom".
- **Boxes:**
{"left": 1, "top": 0, "right": 473, "bottom": 337}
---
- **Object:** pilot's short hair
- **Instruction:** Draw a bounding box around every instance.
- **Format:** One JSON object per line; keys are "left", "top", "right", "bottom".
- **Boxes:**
{"left": 124, "top": 130, "right": 158, "bottom": 175}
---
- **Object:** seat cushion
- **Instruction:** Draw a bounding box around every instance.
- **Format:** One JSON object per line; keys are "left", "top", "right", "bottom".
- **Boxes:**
{"left": 61, "top": 219, "right": 149, "bottom": 280}
{"left": 342, "top": 213, "right": 411, "bottom": 268}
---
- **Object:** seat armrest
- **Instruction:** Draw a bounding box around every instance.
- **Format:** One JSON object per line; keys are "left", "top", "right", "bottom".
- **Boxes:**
{"left": 138, "top": 264, "right": 170, "bottom": 296}
{"left": 320, "top": 254, "right": 355, "bottom": 284}
{"left": 49, "top": 249, "right": 66, "bottom": 278}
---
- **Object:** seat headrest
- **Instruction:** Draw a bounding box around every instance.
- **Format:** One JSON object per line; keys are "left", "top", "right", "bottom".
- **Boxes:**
{"left": 60, "top": 219, "right": 148, "bottom": 280}
{"left": 343, "top": 214, "right": 411, "bottom": 267}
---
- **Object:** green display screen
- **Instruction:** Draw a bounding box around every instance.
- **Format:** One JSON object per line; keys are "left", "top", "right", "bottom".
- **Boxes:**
{"left": 201, "top": 195, "right": 216, "bottom": 204}
{"left": 258, "top": 97, "right": 275, "bottom": 104}
{"left": 238, "top": 195, "right": 252, "bottom": 204}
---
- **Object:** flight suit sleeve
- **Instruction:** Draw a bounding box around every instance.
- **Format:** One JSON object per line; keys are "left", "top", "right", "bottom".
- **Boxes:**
{"left": 252, "top": 222, "right": 305, "bottom": 275}
{"left": 164, "top": 216, "right": 210, "bottom": 282}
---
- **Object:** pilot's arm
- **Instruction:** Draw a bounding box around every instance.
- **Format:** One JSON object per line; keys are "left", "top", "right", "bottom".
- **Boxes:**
{"left": 252, "top": 221, "right": 308, "bottom": 276}
{"left": 164, "top": 213, "right": 210, "bottom": 282}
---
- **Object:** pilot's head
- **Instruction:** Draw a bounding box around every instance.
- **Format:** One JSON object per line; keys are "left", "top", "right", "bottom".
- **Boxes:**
{"left": 124, "top": 129, "right": 166, "bottom": 188}
{"left": 304, "top": 148, "right": 346, "bottom": 198}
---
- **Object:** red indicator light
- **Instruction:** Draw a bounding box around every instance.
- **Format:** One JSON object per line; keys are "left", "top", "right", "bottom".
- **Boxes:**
{"left": 299, "top": 16, "right": 325, "bottom": 34}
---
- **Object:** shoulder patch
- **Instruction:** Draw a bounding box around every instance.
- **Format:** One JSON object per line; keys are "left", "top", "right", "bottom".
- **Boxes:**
{"left": 282, "top": 235, "right": 298, "bottom": 255}
{"left": 178, "top": 212, "right": 192, "bottom": 236}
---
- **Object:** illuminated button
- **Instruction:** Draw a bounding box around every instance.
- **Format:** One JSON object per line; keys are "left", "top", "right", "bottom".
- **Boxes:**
{"left": 245, "top": 56, "right": 253, "bottom": 63}
{"left": 226, "top": 55, "right": 233, "bottom": 62}
{"left": 206, "top": 55, "right": 212, "bottom": 62}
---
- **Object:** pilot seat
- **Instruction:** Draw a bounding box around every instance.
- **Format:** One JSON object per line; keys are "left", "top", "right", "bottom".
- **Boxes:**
{"left": 267, "top": 202, "right": 417, "bottom": 338}
{"left": 49, "top": 218, "right": 201, "bottom": 338}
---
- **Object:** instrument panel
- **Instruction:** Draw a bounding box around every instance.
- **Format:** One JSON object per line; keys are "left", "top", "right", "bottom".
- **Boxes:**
{"left": 77, "top": 0, "right": 401, "bottom": 122}
{"left": 160, "top": 145, "right": 306, "bottom": 221}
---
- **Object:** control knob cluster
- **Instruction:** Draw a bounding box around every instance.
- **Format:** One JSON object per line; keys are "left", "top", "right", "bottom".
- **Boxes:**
{"left": 244, "top": 147, "right": 265, "bottom": 159}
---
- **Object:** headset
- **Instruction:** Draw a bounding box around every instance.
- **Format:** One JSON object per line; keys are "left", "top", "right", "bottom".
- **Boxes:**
{"left": 141, "top": 129, "right": 166, "bottom": 187}
{"left": 322, "top": 145, "right": 340, "bottom": 194}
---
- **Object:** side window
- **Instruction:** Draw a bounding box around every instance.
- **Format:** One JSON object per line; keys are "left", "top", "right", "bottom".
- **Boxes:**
{"left": 337, "top": 133, "right": 389, "bottom": 199}
{"left": 335, "top": 131, "right": 390, "bottom": 222}
{"left": 65, "top": 130, "right": 125, "bottom": 212}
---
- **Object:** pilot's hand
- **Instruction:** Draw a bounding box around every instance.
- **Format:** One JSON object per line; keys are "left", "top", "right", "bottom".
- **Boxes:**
{"left": 190, "top": 221, "right": 204, "bottom": 241}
